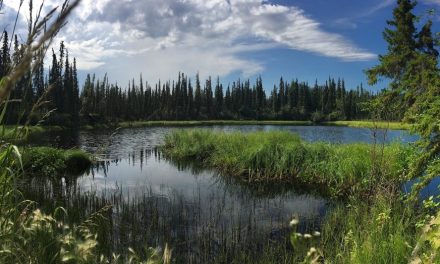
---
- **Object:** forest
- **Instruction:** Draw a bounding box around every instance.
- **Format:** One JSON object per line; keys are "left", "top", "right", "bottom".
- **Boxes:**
{"left": 0, "top": 33, "right": 374, "bottom": 125}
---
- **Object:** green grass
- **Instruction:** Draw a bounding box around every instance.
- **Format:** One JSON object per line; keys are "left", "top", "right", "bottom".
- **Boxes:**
{"left": 324, "top": 120, "right": 411, "bottom": 130}
{"left": 321, "top": 193, "right": 417, "bottom": 263}
{"left": 21, "top": 147, "right": 93, "bottom": 177}
{"left": 0, "top": 125, "right": 65, "bottom": 141}
{"left": 162, "top": 130, "right": 415, "bottom": 197}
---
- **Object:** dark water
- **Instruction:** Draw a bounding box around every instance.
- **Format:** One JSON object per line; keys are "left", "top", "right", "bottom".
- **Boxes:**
{"left": 24, "top": 125, "right": 416, "bottom": 262}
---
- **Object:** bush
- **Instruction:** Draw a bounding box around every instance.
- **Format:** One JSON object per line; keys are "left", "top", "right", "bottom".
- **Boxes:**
{"left": 21, "top": 147, "right": 92, "bottom": 177}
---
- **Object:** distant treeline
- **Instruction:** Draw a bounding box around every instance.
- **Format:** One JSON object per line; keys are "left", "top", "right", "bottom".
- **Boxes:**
{"left": 2, "top": 30, "right": 376, "bottom": 126}
{"left": 80, "top": 73, "right": 373, "bottom": 123}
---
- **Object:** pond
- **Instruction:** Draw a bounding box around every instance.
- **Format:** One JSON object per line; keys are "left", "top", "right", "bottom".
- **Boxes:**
{"left": 23, "top": 125, "right": 416, "bottom": 262}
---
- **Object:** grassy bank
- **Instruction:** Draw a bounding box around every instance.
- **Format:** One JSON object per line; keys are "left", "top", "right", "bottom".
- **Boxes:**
{"left": 1, "top": 125, "right": 65, "bottom": 140}
{"left": 162, "top": 130, "right": 415, "bottom": 197}
{"left": 3, "top": 120, "right": 409, "bottom": 132}
{"left": 83, "top": 119, "right": 410, "bottom": 131}
{"left": 325, "top": 120, "right": 411, "bottom": 130}
{"left": 118, "top": 120, "right": 312, "bottom": 128}
{"left": 21, "top": 147, "right": 93, "bottom": 176}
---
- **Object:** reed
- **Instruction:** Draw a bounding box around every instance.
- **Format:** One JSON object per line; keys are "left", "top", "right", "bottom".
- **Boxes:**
{"left": 320, "top": 192, "right": 417, "bottom": 263}
{"left": 162, "top": 129, "right": 415, "bottom": 197}
{"left": 21, "top": 177, "right": 304, "bottom": 263}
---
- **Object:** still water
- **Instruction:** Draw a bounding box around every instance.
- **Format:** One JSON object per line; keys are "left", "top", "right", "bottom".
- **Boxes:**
{"left": 25, "top": 125, "right": 415, "bottom": 262}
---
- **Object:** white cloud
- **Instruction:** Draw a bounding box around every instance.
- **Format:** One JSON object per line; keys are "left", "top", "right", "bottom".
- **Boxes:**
{"left": 1, "top": 0, "right": 376, "bottom": 83}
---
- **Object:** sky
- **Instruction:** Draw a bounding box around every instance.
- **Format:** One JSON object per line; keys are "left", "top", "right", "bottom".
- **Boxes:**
{"left": 1, "top": 0, "right": 439, "bottom": 92}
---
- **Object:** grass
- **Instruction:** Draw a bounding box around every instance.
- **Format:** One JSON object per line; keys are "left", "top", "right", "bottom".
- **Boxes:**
{"left": 325, "top": 120, "right": 411, "bottom": 130}
{"left": 320, "top": 192, "right": 418, "bottom": 263}
{"left": 162, "top": 129, "right": 415, "bottom": 197}
{"left": 21, "top": 147, "right": 93, "bottom": 177}
{"left": 1, "top": 125, "right": 64, "bottom": 140}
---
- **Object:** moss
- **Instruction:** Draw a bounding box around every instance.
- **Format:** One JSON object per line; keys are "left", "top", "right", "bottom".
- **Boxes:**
{"left": 21, "top": 147, "right": 92, "bottom": 177}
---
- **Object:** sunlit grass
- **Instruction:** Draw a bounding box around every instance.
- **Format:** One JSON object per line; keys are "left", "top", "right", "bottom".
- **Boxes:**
{"left": 162, "top": 129, "right": 415, "bottom": 197}
{"left": 325, "top": 120, "right": 411, "bottom": 130}
{"left": 321, "top": 193, "right": 417, "bottom": 263}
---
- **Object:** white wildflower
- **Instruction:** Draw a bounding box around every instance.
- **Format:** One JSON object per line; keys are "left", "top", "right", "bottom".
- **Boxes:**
{"left": 289, "top": 218, "right": 299, "bottom": 226}
{"left": 304, "top": 233, "right": 312, "bottom": 239}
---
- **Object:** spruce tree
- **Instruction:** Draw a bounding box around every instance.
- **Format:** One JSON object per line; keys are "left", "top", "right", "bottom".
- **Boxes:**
{"left": 194, "top": 73, "right": 202, "bottom": 118}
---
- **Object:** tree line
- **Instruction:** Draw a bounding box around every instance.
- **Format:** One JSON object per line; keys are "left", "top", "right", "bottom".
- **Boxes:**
{"left": 79, "top": 73, "right": 373, "bottom": 124}
{"left": 2, "top": 33, "right": 375, "bottom": 126}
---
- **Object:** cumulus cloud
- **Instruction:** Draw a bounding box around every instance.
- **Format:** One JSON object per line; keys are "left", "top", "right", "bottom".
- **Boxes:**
{"left": 1, "top": 0, "right": 376, "bottom": 82}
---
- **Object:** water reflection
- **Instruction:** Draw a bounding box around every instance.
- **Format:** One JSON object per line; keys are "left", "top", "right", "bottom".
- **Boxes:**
{"left": 22, "top": 125, "right": 415, "bottom": 262}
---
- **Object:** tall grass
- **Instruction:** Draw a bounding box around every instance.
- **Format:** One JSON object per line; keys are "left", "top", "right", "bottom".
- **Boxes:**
{"left": 320, "top": 193, "right": 417, "bottom": 263}
{"left": 21, "top": 173, "right": 304, "bottom": 264}
{"left": 162, "top": 129, "right": 415, "bottom": 197}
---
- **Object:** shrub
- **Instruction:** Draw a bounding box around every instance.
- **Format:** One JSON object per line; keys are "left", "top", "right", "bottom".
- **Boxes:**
{"left": 21, "top": 147, "right": 92, "bottom": 177}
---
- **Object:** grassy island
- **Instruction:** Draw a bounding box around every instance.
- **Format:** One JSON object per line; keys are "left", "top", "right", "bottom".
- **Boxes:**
{"left": 162, "top": 129, "right": 415, "bottom": 197}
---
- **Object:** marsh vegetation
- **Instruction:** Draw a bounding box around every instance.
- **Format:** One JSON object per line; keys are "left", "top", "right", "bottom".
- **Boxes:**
{"left": 162, "top": 129, "right": 414, "bottom": 197}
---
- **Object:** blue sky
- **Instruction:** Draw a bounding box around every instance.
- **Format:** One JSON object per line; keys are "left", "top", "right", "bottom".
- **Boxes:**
{"left": 2, "top": 0, "right": 440, "bottom": 92}
{"left": 252, "top": 0, "right": 440, "bottom": 91}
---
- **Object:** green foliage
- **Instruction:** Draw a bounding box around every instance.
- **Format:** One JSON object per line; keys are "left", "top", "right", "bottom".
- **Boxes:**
{"left": 411, "top": 210, "right": 440, "bottom": 263}
{"left": 366, "top": 0, "right": 440, "bottom": 203}
{"left": 364, "top": 1, "right": 440, "bottom": 262}
{"left": 21, "top": 147, "right": 92, "bottom": 177}
{"left": 163, "top": 130, "right": 415, "bottom": 197}
{"left": 0, "top": 205, "right": 169, "bottom": 264}
{"left": 288, "top": 218, "right": 322, "bottom": 263}
{"left": 321, "top": 193, "right": 417, "bottom": 264}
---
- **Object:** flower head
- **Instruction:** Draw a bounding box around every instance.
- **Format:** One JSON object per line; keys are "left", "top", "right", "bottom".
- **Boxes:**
{"left": 289, "top": 218, "right": 299, "bottom": 227}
